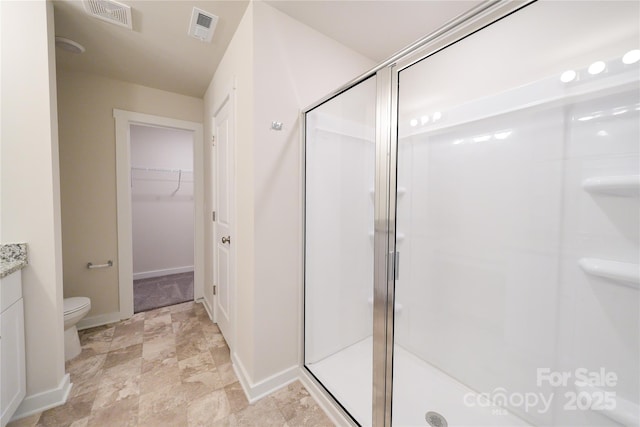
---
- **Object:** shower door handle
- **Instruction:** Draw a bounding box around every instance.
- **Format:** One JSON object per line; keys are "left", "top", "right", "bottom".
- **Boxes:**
{"left": 389, "top": 251, "right": 400, "bottom": 280}
{"left": 221, "top": 236, "right": 231, "bottom": 244}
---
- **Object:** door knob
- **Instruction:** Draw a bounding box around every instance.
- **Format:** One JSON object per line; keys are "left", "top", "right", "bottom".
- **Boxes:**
{"left": 222, "top": 236, "right": 231, "bottom": 244}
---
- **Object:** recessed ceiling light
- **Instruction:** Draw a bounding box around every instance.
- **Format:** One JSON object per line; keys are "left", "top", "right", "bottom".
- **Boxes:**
{"left": 55, "top": 37, "right": 85, "bottom": 54}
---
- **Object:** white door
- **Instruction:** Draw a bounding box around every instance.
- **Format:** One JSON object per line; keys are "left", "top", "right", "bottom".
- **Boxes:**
{"left": 214, "top": 98, "right": 234, "bottom": 348}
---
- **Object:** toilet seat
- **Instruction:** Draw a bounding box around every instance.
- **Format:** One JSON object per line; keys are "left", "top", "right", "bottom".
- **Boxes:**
{"left": 64, "top": 297, "right": 91, "bottom": 316}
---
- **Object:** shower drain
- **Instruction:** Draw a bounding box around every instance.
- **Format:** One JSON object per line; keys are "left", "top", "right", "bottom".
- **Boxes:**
{"left": 425, "top": 411, "right": 448, "bottom": 427}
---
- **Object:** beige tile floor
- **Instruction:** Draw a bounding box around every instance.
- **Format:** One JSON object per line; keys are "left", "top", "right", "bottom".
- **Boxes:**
{"left": 8, "top": 301, "right": 334, "bottom": 427}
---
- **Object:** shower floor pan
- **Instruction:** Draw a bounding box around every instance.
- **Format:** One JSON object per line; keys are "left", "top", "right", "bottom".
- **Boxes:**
{"left": 308, "top": 337, "right": 531, "bottom": 427}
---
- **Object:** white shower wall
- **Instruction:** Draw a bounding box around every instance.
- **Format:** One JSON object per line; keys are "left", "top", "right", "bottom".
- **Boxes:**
{"left": 305, "top": 78, "right": 377, "bottom": 365}
{"left": 395, "top": 50, "right": 639, "bottom": 427}
{"left": 391, "top": 1, "right": 639, "bottom": 424}
{"left": 305, "top": 115, "right": 375, "bottom": 363}
{"left": 131, "top": 125, "right": 194, "bottom": 279}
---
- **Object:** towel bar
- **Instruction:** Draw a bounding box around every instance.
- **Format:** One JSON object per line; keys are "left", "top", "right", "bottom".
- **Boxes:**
{"left": 87, "top": 260, "right": 113, "bottom": 269}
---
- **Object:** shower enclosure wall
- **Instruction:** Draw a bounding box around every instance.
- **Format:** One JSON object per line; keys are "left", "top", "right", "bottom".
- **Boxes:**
{"left": 303, "top": 1, "right": 639, "bottom": 426}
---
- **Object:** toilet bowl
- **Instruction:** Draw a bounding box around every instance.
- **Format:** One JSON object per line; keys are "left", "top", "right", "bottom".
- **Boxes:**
{"left": 63, "top": 297, "right": 91, "bottom": 361}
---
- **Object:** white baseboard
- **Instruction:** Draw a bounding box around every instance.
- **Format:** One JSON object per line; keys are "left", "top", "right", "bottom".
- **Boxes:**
{"left": 132, "top": 266, "right": 194, "bottom": 280}
{"left": 299, "top": 368, "right": 353, "bottom": 427}
{"left": 198, "top": 297, "right": 214, "bottom": 321}
{"left": 77, "top": 311, "right": 122, "bottom": 331}
{"left": 231, "top": 354, "right": 298, "bottom": 403}
{"left": 11, "top": 374, "right": 71, "bottom": 422}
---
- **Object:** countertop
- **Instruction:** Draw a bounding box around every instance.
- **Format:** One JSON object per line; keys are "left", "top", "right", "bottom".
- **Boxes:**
{"left": 1, "top": 243, "right": 28, "bottom": 278}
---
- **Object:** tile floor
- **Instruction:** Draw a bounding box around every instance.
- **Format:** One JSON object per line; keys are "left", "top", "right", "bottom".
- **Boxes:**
{"left": 8, "top": 301, "right": 333, "bottom": 427}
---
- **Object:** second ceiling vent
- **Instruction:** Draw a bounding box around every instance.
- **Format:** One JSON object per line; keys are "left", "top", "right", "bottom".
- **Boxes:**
{"left": 83, "top": 0, "right": 132, "bottom": 30}
{"left": 188, "top": 7, "right": 218, "bottom": 43}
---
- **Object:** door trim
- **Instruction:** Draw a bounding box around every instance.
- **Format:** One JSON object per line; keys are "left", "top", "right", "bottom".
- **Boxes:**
{"left": 114, "top": 109, "right": 204, "bottom": 319}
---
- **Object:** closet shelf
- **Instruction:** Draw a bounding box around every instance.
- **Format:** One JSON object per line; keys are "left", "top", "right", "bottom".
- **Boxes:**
{"left": 582, "top": 175, "right": 640, "bottom": 197}
{"left": 578, "top": 258, "right": 639, "bottom": 289}
{"left": 131, "top": 166, "right": 193, "bottom": 174}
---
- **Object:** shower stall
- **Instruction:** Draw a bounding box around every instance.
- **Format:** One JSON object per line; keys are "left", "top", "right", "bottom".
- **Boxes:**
{"left": 302, "top": 1, "right": 639, "bottom": 426}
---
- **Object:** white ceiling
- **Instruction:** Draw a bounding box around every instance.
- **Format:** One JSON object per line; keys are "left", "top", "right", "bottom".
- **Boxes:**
{"left": 53, "top": 0, "right": 249, "bottom": 98}
{"left": 265, "top": 1, "right": 481, "bottom": 62}
{"left": 53, "top": 0, "right": 481, "bottom": 98}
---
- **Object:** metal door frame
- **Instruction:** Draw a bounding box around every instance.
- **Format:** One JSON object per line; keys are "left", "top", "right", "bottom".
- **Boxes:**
{"left": 300, "top": 1, "right": 535, "bottom": 425}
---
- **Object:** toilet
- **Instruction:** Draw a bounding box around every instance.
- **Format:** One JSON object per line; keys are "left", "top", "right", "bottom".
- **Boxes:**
{"left": 63, "top": 297, "right": 91, "bottom": 361}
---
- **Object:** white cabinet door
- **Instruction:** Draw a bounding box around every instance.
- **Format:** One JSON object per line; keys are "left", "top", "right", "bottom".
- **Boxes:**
{"left": 1, "top": 298, "right": 26, "bottom": 427}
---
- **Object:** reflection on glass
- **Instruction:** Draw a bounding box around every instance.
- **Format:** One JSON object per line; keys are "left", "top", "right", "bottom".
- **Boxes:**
{"left": 393, "top": 1, "right": 639, "bottom": 426}
{"left": 304, "top": 77, "right": 377, "bottom": 425}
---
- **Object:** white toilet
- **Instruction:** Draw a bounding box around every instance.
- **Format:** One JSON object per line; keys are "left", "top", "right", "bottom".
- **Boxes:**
{"left": 63, "top": 297, "right": 91, "bottom": 361}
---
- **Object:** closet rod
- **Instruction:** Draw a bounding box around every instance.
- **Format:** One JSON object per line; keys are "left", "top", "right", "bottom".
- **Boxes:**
{"left": 171, "top": 170, "right": 182, "bottom": 196}
{"left": 131, "top": 166, "right": 193, "bottom": 173}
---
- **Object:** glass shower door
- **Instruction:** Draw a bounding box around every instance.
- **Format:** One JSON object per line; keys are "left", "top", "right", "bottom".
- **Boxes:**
{"left": 304, "top": 76, "right": 377, "bottom": 425}
{"left": 393, "top": 1, "right": 639, "bottom": 426}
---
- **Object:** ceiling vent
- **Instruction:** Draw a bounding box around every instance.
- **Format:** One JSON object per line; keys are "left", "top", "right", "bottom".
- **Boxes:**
{"left": 188, "top": 7, "right": 218, "bottom": 43}
{"left": 83, "top": 0, "right": 132, "bottom": 30}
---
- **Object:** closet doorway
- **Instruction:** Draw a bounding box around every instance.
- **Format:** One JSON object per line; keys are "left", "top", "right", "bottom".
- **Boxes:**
{"left": 114, "top": 109, "right": 204, "bottom": 320}
{"left": 130, "top": 125, "right": 194, "bottom": 313}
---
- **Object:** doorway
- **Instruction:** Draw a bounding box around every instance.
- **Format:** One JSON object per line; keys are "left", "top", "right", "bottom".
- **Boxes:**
{"left": 130, "top": 124, "right": 195, "bottom": 312}
{"left": 114, "top": 110, "right": 205, "bottom": 320}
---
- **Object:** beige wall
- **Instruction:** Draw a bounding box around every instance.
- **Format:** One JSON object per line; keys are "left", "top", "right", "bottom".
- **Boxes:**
{"left": 1, "top": 0, "right": 66, "bottom": 400}
{"left": 56, "top": 70, "right": 203, "bottom": 318}
{"left": 203, "top": 1, "right": 256, "bottom": 376}
{"left": 251, "top": 0, "right": 374, "bottom": 383}
{"left": 204, "top": 0, "right": 375, "bottom": 392}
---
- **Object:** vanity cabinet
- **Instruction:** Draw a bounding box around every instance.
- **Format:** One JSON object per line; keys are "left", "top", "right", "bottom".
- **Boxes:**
{"left": 1, "top": 270, "right": 26, "bottom": 427}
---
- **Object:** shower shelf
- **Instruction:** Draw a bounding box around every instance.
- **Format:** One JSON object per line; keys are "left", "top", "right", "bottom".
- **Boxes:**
{"left": 582, "top": 175, "right": 640, "bottom": 197}
{"left": 578, "top": 258, "right": 639, "bottom": 289}
{"left": 574, "top": 382, "right": 639, "bottom": 426}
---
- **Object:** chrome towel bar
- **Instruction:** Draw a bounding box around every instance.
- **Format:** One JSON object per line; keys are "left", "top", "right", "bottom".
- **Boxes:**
{"left": 87, "top": 260, "right": 113, "bottom": 269}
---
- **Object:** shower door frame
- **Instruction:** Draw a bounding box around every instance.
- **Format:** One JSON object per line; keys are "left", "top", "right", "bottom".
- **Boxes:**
{"left": 300, "top": 1, "right": 535, "bottom": 426}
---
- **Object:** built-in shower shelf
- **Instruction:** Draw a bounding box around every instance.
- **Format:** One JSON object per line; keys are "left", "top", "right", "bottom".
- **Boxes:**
{"left": 578, "top": 258, "right": 639, "bottom": 288}
{"left": 574, "top": 383, "right": 640, "bottom": 426}
{"left": 582, "top": 175, "right": 640, "bottom": 197}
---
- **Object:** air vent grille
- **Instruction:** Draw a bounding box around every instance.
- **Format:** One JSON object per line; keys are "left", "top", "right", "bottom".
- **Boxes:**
{"left": 83, "top": 0, "right": 132, "bottom": 30}
{"left": 196, "top": 13, "right": 213, "bottom": 29}
{"left": 189, "top": 7, "right": 218, "bottom": 43}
